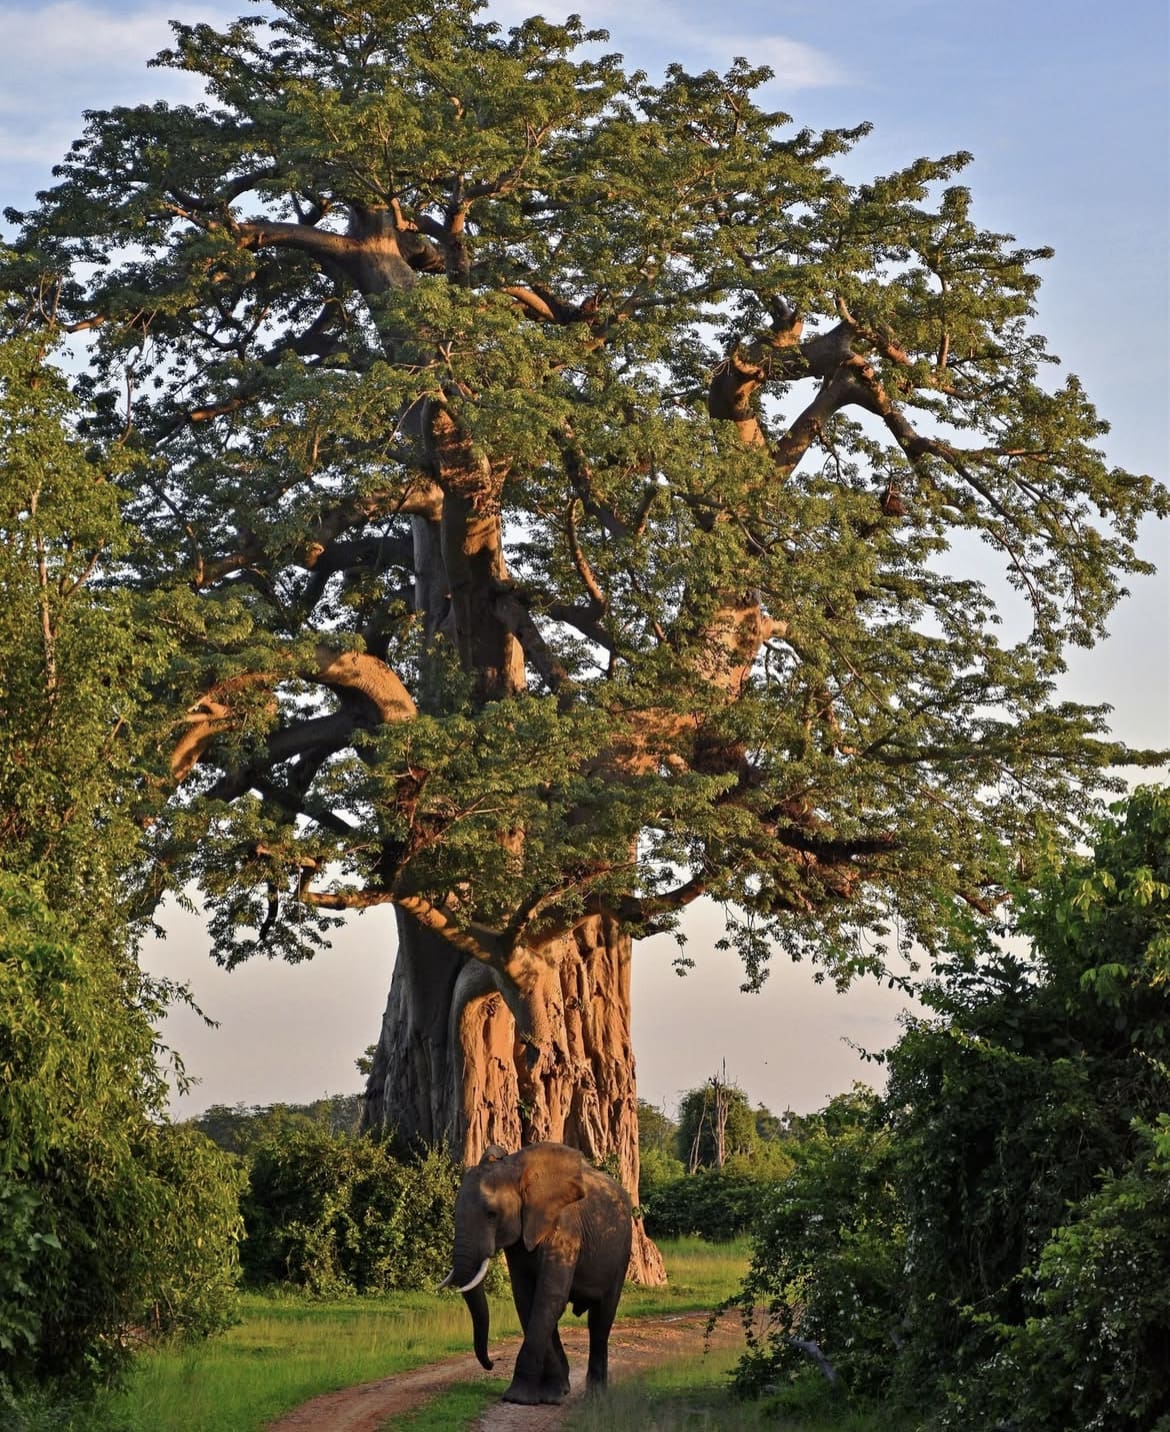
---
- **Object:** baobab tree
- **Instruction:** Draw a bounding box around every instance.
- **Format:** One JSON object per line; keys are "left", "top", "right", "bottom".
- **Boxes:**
{"left": 11, "top": 0, "right": 1163, "bottom": 1281}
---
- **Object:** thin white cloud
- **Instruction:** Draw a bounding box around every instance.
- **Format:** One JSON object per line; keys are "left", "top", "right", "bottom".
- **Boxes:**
{"left": 1, "top": 0, "right": 846, "bottom": 212}
{"left": 0, "top": 2, "right": 230, "bottom": 184}
{"left": 484, "top": 0, "right": 848, "bottom": 89}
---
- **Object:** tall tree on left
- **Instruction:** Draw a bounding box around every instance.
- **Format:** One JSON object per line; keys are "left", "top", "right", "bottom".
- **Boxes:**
{"left": 0, "top": 297, "right": 243, "bottom": 1389}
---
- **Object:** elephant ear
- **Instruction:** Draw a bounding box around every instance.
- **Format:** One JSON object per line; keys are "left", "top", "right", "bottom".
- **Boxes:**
{"left": 519, "top": 1146, "right": 587, "bottom": 1252}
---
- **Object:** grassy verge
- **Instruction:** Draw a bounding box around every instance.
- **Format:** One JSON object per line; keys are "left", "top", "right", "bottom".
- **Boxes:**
{"left": 387, "top": 1378, "right": 507, "bottom": 1431}
{"left": 621, "top": 1236, "right": 751, "bottom": 1317}
{"left": 89, "top": 1238, "right": 746, "bottom": 1432}
{"left": 563, "top": 1350, "right": 910, "bottom": 1432}
{"left": 94, "top": 1290, "right": 521, "bottom": 1432}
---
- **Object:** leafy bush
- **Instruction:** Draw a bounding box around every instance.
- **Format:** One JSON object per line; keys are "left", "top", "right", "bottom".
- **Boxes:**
{"left": 995, "top": 1117, "right": 1170, "bottom": 1432}
{"left": 641, "top": 1169, "right": 772, "bottom": 1241}
{"left": 242, "top": 1128, "right": 459, "bottom": 1294}
{"left": 136, "top": 1125, "right": 246, "bottom": 1341}
{"left": 0, "top": 881, "right": 244, "bottom": 1390}
{"left": 725, "top": 790, "right": 1170, "bottom": 1429}
{"left": 724, "top": 1087, "right": 903, "bottom": 1402}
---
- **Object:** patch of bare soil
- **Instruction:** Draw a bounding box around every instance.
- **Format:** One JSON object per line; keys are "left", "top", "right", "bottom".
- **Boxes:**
{"left": 265, "top": 1311, "right": 745, "bottom": 1432}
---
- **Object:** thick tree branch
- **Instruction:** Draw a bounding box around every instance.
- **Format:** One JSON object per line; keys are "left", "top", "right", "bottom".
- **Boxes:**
{"left": 172, "top": 647, "right": 416, "bottom": 782}
{"left": 616, "top": 875, "right": 709, "bottom": 926}
{"left": 491, "top": 589, "right": 571, "bottom": 694}
{"left": 391, "top": 893, "right": 506, "bottom": 963}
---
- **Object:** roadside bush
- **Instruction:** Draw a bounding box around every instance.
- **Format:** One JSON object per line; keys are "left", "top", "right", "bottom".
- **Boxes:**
{"left": 137, "top": 1125, "right": 246, "bottom": 1340}
{"left": 242, "top": 1128, "right": 459, "bottom": 1294}
{"left": 0, "top": 881, "right": 243, "bottom": 1391}
{"left": 724, "top": 790, "right": 1170, "bottom": 1429}
{"left": 724, "top": 1087, "right": 903, "bottom": 1403}
{"left": 640, "top": 1169, "right": 771, "bottom": 1241}
{"left": 995, "top": 1117, "right": 1170, "bottom": 1432}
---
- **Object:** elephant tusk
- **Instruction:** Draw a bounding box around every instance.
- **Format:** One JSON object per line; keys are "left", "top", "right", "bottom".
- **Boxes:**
{"left": 437, "top": 1269, "right": 455, "bottom": 1290}
{"left": 457, "top": 1257, "right": 492, "bottom": 1293}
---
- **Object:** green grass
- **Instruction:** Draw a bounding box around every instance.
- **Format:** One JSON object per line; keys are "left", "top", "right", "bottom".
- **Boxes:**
{"left": 96, "top": 1290, "right": 523, "bottom": 1432}
{"left": 621, "top": 1236, "right": 752, "bottom": 1317}
{"left": 92, "top": 1239, "right": 749, "bottom": 1432}
{"left": 386, "top": 1378, "right": 508, "bottom": 1431}
{"left": 563, "top": 1350, "right": 912, "bottom": 1432}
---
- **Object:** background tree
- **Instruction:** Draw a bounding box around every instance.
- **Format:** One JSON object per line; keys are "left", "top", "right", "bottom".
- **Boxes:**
{"left": 678, "top": 1069, "right": 758, "bottom": 1172}
{"left": 10, "top": 0, "right": 1164, "bottom": 1282}
{"left": 188, "top": 1094, "right": 365, "bottom": 1156}
{"left": 636, "top": 1099, "right": 684, "bottom": 1195}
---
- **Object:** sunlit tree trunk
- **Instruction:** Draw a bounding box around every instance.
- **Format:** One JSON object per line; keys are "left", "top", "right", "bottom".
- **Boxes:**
{"left": 364, "top": 909, "right": 665, "bottom": 1284}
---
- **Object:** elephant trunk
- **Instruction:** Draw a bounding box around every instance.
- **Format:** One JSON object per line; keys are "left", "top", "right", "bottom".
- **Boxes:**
{"left": 463, "top": 1280, "right": 493, "bottom": 1370}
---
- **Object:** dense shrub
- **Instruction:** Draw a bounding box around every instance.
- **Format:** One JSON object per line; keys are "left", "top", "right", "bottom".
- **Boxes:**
{"left": 725, "top": 790, "right": 1170, "bottom": 1430}
{"left": 0, "top": 881, "right": 244, "bottom": 1390}
{"left": 724, "top": 1087, "right": 903, "bottom": 1402}
{"left": 242, "top": 1128, "right": 459, "bottom": 1294}
{"left": 640, "top": 1169, "right": 771, "bottom": 1241}
{"left": 995, "top": 1117, "right": 1170, "bottom": 1432}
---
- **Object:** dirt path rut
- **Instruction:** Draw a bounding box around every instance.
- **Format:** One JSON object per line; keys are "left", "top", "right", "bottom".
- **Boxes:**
{"left": 265, "top": 1312, "right": 743, "bottom": 1432}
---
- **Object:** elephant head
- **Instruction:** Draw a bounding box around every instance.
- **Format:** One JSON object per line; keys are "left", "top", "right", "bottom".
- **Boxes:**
{"left": 441, "top": 1143, "right": 588, "bottom": 1370}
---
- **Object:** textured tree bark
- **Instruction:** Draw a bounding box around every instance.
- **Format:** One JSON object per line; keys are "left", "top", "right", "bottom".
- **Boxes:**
{"left": 365, "top": 909, "right": 666, "bottom": 1284}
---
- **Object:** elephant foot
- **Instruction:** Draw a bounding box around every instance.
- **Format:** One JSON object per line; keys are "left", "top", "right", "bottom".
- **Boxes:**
{"left": 500, "top": 1380, "right": 567, "bottom": 1406}
{"left": 501, "top": 1381, "right": 543, "bottom": 1405}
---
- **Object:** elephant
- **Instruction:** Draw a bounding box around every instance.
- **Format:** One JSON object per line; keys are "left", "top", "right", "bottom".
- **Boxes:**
{"left": 440, "top": 1142, "right": 633, "bottom": 1405}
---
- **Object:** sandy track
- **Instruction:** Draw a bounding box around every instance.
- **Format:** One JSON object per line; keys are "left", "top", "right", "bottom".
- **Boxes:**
{"left": 265, "top": 1311, "right": 743, "bottom": 1432}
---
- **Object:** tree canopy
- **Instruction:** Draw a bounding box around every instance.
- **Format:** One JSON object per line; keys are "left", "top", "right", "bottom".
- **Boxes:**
{"left": 6, "top": 0, "right": 1165, "bottom": 1280}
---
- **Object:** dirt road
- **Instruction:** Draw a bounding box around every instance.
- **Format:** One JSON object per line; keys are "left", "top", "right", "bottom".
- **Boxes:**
{"left": 265, "top": 1311, "right": 743, "bottom": 1432}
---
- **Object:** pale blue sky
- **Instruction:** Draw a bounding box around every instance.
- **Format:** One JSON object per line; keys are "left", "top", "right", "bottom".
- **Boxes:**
{"left": 3, "top": 1, "right": 1166, "bottom": 1116}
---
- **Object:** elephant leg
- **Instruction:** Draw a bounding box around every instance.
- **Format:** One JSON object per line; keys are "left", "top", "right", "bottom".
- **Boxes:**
{"left": 585, "top": 1288, "right": 621, "bottom": 1390}
{"left": 543, "top": 1326, "right": 570, "bottom": 1400}
{"left": 503, "top": 1260, "right": 573, "bottom": 1406}
{"left": 508, "top": 1274, "right": 566, "bottom": 1400}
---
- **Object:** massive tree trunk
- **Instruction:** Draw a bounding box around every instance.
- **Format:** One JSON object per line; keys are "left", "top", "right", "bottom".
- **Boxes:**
{"left": 365, "top": 909, "right": 666, "bottom": 1285}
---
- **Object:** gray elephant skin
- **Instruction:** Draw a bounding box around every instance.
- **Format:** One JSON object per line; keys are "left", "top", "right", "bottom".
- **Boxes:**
{"left": 441, "top": 1141, "right": 633, "bottom": 1404}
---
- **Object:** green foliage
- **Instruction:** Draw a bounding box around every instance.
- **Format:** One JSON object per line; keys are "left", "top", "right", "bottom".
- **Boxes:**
{"left": 0, "top": 880, "right": 244, "bottom": 1389}
{"left": 725, "top": 1088, "right": 902, "bottom": 1402}
{"left": 885, "top": 788, "right": 1170, "bottom": 1427}
{"left": 641, "top": 1171, "right": 772, "bottom": 1243}
{"left": 241, "top": 1128, "right": 459, "bottom": 1295}
{"left": 5, "top": 0, "right": 1162, "bottom": 980}
{"left": 0, "top": 322, "right": 172, "bottom": 932}
{"left": 0, "top": 1381, "right": 132, "bottom": 1432}
{"left": 186, "top": 1094, "right": 364, "bottom": 1156}
{"left": 639, "top": 1080, "right": 794, "bottom": 1221}
{"left": 726, "top": 791, "right": 1170, "bottom": 1429}
{"left": 994, "top": 1117, "right": 1170, "bottom": 1432}
{"left": 677, "top": 1076, "right": 763, "bottom": 1171}
{"left": 0, "top": 323, "right": 242, "bottom": 1396}
{"left": 636, "top": 1099, "right": 685, "bottom": 1196}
